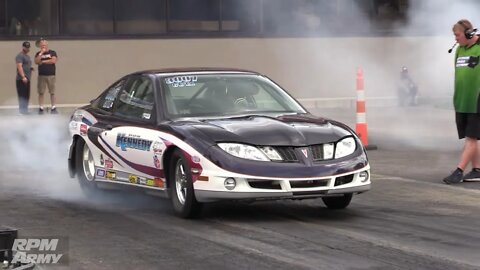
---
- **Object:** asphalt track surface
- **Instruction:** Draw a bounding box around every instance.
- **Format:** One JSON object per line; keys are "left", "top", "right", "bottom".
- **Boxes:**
{"left": 1, "top": 105, "right": 479, "bottom": 270}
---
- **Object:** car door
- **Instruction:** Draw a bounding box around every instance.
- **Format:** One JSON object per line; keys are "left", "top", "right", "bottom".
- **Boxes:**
{"left": 82, "top": 77, "right": 126, "bottom": 180}
{"left": 97, "top": 75, "right": 167, "bottom": 188}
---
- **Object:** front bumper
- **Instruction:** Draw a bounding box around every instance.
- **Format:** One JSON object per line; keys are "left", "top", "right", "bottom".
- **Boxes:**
{"left": 194, "top": 166, "right": 370, "bottom": 202}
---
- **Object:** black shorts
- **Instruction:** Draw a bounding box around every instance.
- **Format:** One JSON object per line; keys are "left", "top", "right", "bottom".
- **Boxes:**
{"left": 456, "top": 112, "right": 480, "bottom": 139}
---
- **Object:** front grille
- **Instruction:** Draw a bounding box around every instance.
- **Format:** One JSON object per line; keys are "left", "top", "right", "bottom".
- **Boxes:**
{"left": 290, "top": 179, "right": 329, "bottom": 188}
{"left": 334, "top": 174, "right": 354, "bottom": 186}
{"left": 266, "top": 144, "right": 332, "bottom": 162}
{"left": 274, "top": 147, "right": 298, "bottom": 162}
{"left": 248, "top": 180, "right": 282, "bottom": 190}
{"left": 292, "top": 190, "right": 328, "bottom": 197}
{"left": 310, "top": 144, "right": 323, "bottom": 161}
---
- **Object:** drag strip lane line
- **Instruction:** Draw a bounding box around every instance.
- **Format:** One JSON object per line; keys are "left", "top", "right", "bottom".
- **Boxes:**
{"left": 372, "top": 173, "right": 480, "bottom": 195}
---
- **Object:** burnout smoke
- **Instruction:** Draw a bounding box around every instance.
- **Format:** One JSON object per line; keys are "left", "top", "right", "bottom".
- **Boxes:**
{"left": 265, "top": 0, "right": 476, "bottom": 153}
{"left": 0, "top": 112, "right": 159, "bottom": 210}
{"left": 0, "top": 113, "right": 82, "bottom": 200}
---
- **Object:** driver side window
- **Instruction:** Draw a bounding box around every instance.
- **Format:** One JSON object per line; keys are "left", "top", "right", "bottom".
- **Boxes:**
{"left": 91, "top": 79, "right": 126, "bottom": 112}
{"left": 114, "top": 76, "right": 155, "bottom": 121}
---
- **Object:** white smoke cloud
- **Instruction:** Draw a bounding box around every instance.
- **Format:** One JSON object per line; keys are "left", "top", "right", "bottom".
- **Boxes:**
{"left": 0, "top": 114, "right": 83, "bottom": 200}
{"left": 0, "top": 113, "right": 165, "bottom": 211}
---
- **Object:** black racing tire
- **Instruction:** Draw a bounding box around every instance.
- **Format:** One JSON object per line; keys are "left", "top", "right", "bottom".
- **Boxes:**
{"left": 75, "top": 138, "right": 99, "bottom": 197}
{"left": 322, "top": 194, "right": 353, "bottom": 209}
{"left": 169, "top": 149, "right": 203, "bottom": 218}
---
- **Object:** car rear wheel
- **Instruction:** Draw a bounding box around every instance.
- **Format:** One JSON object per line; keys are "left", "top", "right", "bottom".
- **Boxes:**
{"left": 322, "top": 194, "right": 352, "bottom": 209}
{"left": 170, "top": 149, "right": 202, "bottom": 218}
{"left": 75, "top": 138, "right": 99, "bottom": 196}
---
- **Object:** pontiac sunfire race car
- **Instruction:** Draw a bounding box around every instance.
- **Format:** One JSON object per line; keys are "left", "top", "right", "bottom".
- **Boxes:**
{"left": 68, "top": 68, "right": 371, "bottom": 218}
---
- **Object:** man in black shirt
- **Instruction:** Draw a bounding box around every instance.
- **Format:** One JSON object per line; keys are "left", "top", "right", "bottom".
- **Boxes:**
{"left": 34, "top": 38, "right": 58, "bottom": 114}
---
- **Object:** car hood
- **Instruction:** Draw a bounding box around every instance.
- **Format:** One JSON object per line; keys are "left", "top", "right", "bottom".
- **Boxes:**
{"left": 184, "top": 114, "right": 353, "bottom": 146}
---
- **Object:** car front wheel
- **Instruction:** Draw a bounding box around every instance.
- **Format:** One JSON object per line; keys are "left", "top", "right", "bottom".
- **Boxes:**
{"left": 169, "top": 149, "right": 202, "bottom": 218}
{"left": 75, "top": 138, "right": 99, "bottom": 196}
{"left": 322, "top": 194, "right": 352, "bottom": 209}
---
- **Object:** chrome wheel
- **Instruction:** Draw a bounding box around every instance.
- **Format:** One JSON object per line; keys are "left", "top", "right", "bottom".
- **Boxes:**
{"left": 169, "top": 149, "right": 202, "bottom": 218}
{"left": 82, "top": 143, "right": 95, "bottom": 181}
{"left": 174, "top": 159, "right": 188, "bottom": 205}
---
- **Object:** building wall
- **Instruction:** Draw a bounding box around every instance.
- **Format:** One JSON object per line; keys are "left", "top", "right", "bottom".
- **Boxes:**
{"left": 0, "top": 37, "right": 455, "bottom": 107}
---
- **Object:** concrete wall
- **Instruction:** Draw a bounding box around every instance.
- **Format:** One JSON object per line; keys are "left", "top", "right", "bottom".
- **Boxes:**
{"left": 0, "top": 37, "right": 455, "bottom": 107}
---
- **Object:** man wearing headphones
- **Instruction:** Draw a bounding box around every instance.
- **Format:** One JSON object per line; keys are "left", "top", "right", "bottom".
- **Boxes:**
{"left": 444, "top": 19, "right": 480, "bottom": 184}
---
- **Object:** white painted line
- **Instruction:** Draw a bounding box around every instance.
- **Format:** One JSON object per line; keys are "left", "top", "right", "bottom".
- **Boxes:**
{"left": 372, "top": 173, "right": 480, "bottom": 195}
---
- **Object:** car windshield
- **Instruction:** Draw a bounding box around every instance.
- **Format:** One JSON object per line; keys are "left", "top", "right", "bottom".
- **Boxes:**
{"left": 161, "top": 74, "right": 306, "bottom": 118}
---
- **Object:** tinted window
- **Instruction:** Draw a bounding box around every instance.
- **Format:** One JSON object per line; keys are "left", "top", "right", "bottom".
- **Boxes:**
{"left": 221, "top": 0, "right": 260, "bottom": 33}
{"left": 168, "top": 0, "right": 220, "bottom": 31}
{"left": 92, "top": 78, "right": 126, "bottom": 112}
{"left": 62, "top": 0, "right": 114, "bottom": 35}
{"left": 0, "top": 0, "right": 5, "bottom": 35}
{"left": 6, "top": 0, "right": 58, "bottom": 36}
{"left": 115, "top": 0, "right": 166, "bottom": 34}
{"left": 114, "top": 76, "right": 155, "bottom": 121}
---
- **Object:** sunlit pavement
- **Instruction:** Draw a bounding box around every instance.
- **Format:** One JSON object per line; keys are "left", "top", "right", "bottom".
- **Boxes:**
{"left": 1, "top": 105, "right": 480, "bottom": 269}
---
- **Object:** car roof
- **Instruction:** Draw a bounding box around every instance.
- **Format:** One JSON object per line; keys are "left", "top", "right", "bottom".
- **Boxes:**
{"left": 129, "top": 67, "right": 260, "bottom": 77}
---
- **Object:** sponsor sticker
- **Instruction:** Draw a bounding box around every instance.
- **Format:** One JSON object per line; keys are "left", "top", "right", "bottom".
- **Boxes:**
{"left": 96, "top": 169, "right": 106, "bottom": 178}
{"left": 138, "top": 177, "right": 147, "bottom": 185}
{"left": 146, "top": 179, "right": 155, "bottom": 187}
{"left": 79, "top": 124, "right": 88, "bottom": 136}
{"left": 128, "top": 175, "right": 138, "bottom": 184}
{"left": 165, "top": 76, "right": 198, "bottom": 88}
{"left": 153, "top": 155, "right": 161, "bottom": 169}
{"left": 116, "top": 133, "right": 152, "bottom": 152}
{"left": 151, "top": 141, "right": 164, "bottom": 155}
{"left": 102, "top": 100, "right": 114, "bottom": 109}
{"left": 106, "top": 171, "right": 116, "bottom": 180}
{"left": 154, "top": 178, "right": 165, "bottom": 188}
{"left": 104, "top": 158, "right": 113, "bottom": 169}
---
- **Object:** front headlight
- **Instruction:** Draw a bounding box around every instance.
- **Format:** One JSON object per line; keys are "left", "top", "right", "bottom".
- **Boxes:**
{"left": 218, "top": 143, "right": 269, "bottom": 161}
{"left": 258, "top": 146, "right": 283, "bottom": 161}
{"left": 334, "top": 137, "right": 356, "bottom": 158}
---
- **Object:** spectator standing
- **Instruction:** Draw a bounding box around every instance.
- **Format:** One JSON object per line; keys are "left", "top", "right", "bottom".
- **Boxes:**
{"left": 15, "top": 41, "right": 32, "bottom": 115}
{"left": 443, "top": 19, "right": 480, "bottom": 184}
{"left": 34, "top": 38, "right": 58, "bottom": 114}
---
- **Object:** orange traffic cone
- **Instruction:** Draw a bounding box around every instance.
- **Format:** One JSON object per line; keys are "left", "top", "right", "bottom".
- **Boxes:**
{"left": 355, "top": 67, "right": 377, "bottom": 150}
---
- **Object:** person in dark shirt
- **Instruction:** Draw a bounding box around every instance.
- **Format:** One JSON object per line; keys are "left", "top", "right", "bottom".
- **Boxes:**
{"left": 15, "top": 41, "right": 33, "bottom": 115}
{"left": 34, "top": 38, "right": 58, "bottom": 114}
